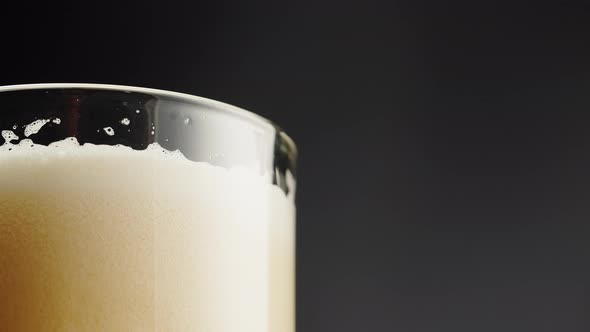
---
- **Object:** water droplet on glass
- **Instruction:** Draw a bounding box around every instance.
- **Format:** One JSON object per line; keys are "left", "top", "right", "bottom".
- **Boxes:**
{"left": 120, "top": 118, "right": 131, "bottom": 126}
{"left": 184, "top": 117, "right": 192, "bottom": 125}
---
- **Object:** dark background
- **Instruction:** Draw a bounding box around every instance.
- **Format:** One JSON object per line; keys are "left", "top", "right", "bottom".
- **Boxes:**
{"left": 2, "top": 1, "right": 590, "bottom": 331}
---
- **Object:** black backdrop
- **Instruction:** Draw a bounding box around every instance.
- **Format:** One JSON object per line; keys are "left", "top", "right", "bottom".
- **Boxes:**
{"left": 2, "top": 1, "right": 590, "bottom": 331}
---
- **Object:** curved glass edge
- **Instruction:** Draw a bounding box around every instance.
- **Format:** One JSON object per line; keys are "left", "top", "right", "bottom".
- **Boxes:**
{"left": 0, "top": 83, "right": 298, "bottom": 161}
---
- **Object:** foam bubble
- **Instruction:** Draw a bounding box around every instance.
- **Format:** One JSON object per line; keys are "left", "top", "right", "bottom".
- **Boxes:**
{"left": 1, "top": 130, "right": 19, "bottom": 144}
{"left": 24, "top": 119, "right": 51, "bottom": 137}
{"left": 103, "top": 127, "right": 115, "bottom": 136}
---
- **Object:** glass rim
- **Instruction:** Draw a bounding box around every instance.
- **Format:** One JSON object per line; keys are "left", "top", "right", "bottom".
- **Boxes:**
{"left": 0, "top": 83, "right": 297, "bottom": 157}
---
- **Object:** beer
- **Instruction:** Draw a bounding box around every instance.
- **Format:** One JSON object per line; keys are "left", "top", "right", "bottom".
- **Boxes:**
{"left": 0, "top": 138, "right": 295, "bottom": 331}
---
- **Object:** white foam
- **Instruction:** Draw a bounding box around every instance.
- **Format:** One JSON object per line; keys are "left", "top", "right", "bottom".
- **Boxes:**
{"left": 24, "top": 119, "right": 51, "bottom": 137}
{"left": 1, "top": 130, "right": 19, "bottom": 144}
{"left": 103, "top": 127, "right": 115, "bottom": 136}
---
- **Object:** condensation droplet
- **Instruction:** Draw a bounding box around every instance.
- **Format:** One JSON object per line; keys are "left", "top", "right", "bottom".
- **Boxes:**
{"left": 120, "top": 118, "right": 131, "bottom": 126}
{"left": 184, "top": 117, "right": 192, "bottom": 125}
{"left": 12, "top": 125, "right": 17, "bottom": 130}
{"left": 52, "top": 118, "right": 62, "bottom": 124}
{"left": 136, "top": 110, "right": 141, "bottom": 114}
{"left": 103, "top": 127, "right": 115, "bottom": 136}
{"left": 151, "top": 130, "right": 155, "bottom": 135}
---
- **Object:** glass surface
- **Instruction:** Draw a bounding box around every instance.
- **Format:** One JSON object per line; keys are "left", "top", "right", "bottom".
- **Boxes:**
{"left": 0, "top": 84, "right": 296, "bottom": 331}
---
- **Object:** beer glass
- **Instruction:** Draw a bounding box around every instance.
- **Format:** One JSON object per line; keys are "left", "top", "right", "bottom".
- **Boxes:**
{"left": 0, "top": 84, "right": 297, "bottom": 331}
